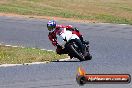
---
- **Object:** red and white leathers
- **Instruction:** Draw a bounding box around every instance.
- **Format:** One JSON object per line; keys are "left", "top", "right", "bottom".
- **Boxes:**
{"left": 48, "top": 25, "right": 82, "bottom": 47}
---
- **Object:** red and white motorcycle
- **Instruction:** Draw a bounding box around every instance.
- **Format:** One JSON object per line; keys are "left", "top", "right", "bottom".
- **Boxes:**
{"left": 56, "top": 28, "right": 92, "bottom": 61}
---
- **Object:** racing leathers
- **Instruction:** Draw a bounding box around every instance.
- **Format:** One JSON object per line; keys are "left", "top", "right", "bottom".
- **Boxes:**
{"left": 48, "top": 25, "right": 87, "bottom": 55}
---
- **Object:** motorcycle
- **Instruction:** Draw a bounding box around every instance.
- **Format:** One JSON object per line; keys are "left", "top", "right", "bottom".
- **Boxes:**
{"left": 56, "top": 28, "right": 92, "bottom": 61}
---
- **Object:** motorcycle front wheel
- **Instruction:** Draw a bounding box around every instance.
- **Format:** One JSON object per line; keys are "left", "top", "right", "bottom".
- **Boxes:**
{"left": 68, "top": 39, "right": 85, "bottom": 61}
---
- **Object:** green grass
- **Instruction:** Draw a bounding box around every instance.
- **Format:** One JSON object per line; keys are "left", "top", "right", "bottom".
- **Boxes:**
{"left": 0, "top": 45, "right": 68, "bottom": 64}
{"left": 0, "top": 0, "right": 132, "bottom": 24}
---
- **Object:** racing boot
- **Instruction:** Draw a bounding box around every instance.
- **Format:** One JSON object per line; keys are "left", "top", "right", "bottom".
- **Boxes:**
{"left": 56, "top": 45, "right": 68, "bottom": 55}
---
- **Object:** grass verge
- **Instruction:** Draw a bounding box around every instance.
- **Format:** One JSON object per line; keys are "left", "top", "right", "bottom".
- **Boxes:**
{"left": 0, "top": 0, "right": 132, "bottom": 24}
{"left": 0, "top": 45, "right": 68, "bottom": 64}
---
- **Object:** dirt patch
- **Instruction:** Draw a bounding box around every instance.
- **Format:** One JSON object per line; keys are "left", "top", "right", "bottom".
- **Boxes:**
{"left": 0, "top": 12, "right": 98, "bottom": 23}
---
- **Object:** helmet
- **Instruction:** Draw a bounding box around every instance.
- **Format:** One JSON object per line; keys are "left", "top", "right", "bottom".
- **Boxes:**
{"left": 47, "top": 20, "right": 56, "bottom": 31}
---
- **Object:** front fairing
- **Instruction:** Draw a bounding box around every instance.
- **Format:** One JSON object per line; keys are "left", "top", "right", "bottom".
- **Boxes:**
{"left": 56, "top": 28, "right": 80, "bottom": 48}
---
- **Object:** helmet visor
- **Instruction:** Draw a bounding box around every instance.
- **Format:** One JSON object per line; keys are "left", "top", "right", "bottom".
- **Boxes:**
{"left": 48, "top": 26, "right": 54, "bottom": 31}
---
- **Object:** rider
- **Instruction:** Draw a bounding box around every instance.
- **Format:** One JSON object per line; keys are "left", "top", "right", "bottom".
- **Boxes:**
{"left": 47, "top": 20, "right": 89, "bottom": 55}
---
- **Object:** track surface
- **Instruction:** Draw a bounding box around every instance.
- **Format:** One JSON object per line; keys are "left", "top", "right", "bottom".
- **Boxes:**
{"left": 0, "top": 16, "right": 132, "bottom": 88}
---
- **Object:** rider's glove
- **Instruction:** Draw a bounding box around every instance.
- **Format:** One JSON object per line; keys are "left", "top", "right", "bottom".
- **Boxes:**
{"left": 52, "top": 41, "right": 57, "bottom": 46}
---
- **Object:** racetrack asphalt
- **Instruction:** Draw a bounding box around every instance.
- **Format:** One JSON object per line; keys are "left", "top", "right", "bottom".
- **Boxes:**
{"left": 0, "top": 16, "right": 132, "bottom": 88}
